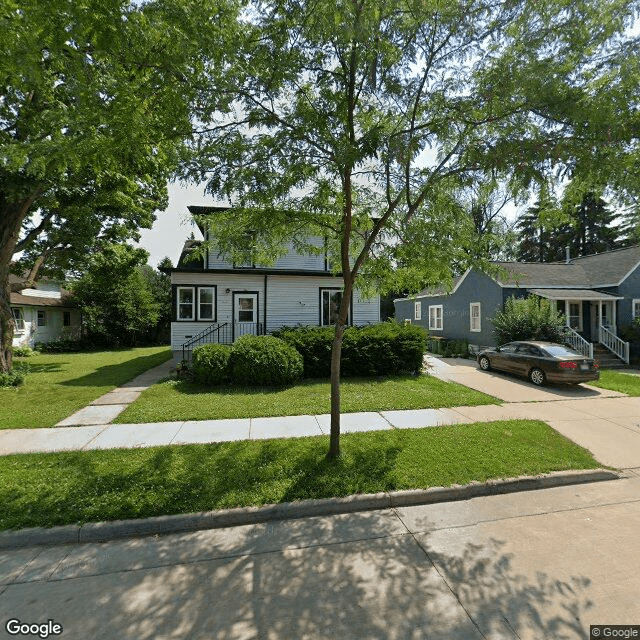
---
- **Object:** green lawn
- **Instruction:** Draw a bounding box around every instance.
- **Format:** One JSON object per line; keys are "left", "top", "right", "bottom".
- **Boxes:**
{"left": 589, "top": 369, "right": 640, "bottom": 396}
{"left": 114, "top": 374, "right": 498, "bottom": 423}
{"left": 0, "top": 347, "right": 172, "bottom": 429}
{"left": 0, "top": 419, "right": 600, "bottom": 530}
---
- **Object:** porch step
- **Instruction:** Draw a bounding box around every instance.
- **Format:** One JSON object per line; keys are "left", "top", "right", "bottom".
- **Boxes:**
{"left": 592, "top": 345, "right": 627, "bottom": 369}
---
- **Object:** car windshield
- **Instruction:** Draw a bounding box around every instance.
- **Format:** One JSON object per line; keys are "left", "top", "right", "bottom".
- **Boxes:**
{"left": 542, "top": 345, "right": 582, "bottom": 357}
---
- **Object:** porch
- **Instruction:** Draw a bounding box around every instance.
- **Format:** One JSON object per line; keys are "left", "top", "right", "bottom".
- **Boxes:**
{"left": 530, "top": 289, "right": 629, "bottom": 365}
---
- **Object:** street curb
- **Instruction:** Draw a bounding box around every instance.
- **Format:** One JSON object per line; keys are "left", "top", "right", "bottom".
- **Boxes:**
{"left": 0, "top": 469, "right": 620, "bottom": 549}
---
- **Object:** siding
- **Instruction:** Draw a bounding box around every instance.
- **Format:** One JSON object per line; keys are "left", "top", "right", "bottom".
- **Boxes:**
{"left": 614, "top": 264, "right": 640, "bottom": 327}
{"left": 171, "top": 271, "right": 380, "bottom": 349}
{"left": 206, "top": 236, "right": 327, "bottom": 271}
{"left": 11, "top": 307, "right": 81, "bottom": 347}
{"left": 395, "top": 270, "right": 503, "bottom": 346}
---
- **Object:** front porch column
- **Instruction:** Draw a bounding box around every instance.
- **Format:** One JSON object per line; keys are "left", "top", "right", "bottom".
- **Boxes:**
{"left": 598, "top": 300, "right": 603, "bottom": 341}
{"left": 612, "top": 300, "right": 617, "bottom": 335}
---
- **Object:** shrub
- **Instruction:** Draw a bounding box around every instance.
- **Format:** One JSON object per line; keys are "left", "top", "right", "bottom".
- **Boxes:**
{"left": 427, "top": 337, "right": 469, "bottom": 358}
{"left": 192, "top": 343, "right": 232, "bottom": 385}
{"left": 0, "top": 365, "right": 26, "bottom": 387}
{"left": 491, "top": 296, "right": 566, "bottom": 344}
{"left": 228, "top": 335, "right": 303, "bottom": 386}
{"left": 36, "top": 337, "right": 93, "bottom": 353}
{"left": 275, "top": 321, "right": 427, "bottom": 378}
{"left": 12, "top": 345, "right": 34, "bottom": 357}
{"left": 620, "top": 318, "right": 640, "bottom": 363}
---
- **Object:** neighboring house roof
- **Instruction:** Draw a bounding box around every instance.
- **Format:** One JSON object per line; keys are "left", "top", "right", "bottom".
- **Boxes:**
{"left": 395, "top": 246, "right": 640, "bottom": 302}
{"left": 9, "top": 292, "right": 75, "bottom": 307}
{"left": 494, "top": 245, "right": 640, "bottom": 288}
{"left": 8, "top": 272, "right": 76, "bottom": 308}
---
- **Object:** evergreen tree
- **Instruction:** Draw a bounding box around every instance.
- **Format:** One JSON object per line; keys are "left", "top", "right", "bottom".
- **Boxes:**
{"left": 515, "top": 185, "right": 559, "bottom": 262}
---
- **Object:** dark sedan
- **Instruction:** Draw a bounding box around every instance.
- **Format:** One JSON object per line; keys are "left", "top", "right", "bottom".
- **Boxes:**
{"left": 476, "top": 341, "right": 600, "bottom": 386}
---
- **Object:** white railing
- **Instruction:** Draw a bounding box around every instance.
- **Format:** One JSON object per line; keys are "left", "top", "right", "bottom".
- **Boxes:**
{"left": 563, "top": 327, "right": 593, "bottom": 359}
{"left": 600, "top": 325, "right": 630, "bottom": 364}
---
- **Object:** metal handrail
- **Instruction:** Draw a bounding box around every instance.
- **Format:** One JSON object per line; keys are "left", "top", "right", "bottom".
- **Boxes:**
{"left": 181, "top": 322, "right": 230, "bottom": 363}
{"left": 563, "top": 326, "right": 593, "bottom": 359}
{"left": 599, "top": 325, "right": 630, "bottom": 364}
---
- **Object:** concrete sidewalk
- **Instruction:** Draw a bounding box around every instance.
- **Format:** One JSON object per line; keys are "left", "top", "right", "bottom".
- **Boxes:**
{"left": 2, "top": 475, "right": 640, "bottom": 639}
{"left": 3, "top": 395, "right": 640, "bottom": 469}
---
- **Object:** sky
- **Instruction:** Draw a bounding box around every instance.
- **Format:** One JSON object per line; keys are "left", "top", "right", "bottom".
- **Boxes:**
{"left": 136, "top": 181, "right": 215, "bottom": 268}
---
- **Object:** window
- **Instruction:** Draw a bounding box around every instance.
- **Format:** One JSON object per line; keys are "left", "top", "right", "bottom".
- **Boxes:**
{"left": 320, "top": 289, "right": 349, "bottom": 326}
{"left": 428, "top": 305, "right": 443, "bottom": 331}
{"left": 633, "top": 299, "right": 640, "bottom": 320}
{"left": 63, "top": 311, "right": 71, "bottom": 327}
{"left": 37, "top": 310, "right": 47, "bottom": 327}
{"left": 198, "top": 287, "right": 215, "bottom": 321}
{"left": 414, "top": 301, "right": 421, "bottom": 321}
{"left": 470, "top": 302, "right": 481, "bottom": 332}
{"left": 568, "top": 301, "right": 582, "bottom": 331}
{"left": 177, "top": 287, "right": 195, "bottom": 320}
{"left": 11, "top": 308, "right": 24, "bottom": 331}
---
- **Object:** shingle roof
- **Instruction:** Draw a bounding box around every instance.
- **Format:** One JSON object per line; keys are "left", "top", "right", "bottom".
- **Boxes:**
{"left": 494, "top": 246, "right": 640, "bottom": 288}
{"left": 413, "top": 273, "right": 465, "bottom": 298}
{"left": 9, "top": 293, "right": 75, "bottom": 307}
{"left": 177, "top": 240, "right": 204, "bottom": 269}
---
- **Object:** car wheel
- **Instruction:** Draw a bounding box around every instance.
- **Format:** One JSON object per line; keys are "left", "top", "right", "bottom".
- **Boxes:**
{"left": 529, "top": 368, "right": 545, "bottom": 386}
{"left": 479, "top": 356, "right": 491, "bottom": 371}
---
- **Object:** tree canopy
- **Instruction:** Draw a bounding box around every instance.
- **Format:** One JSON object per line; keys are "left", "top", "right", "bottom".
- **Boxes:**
{"left": 0, "top": 0, "right": 240, "bottom": 371}
{"left": 184, "top": 0, "right": 639, "bottom": 457}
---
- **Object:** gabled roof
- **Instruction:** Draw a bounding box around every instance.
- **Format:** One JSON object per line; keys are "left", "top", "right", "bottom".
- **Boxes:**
{"left": 495, "top": 245, "right": 640, "bottom": 288}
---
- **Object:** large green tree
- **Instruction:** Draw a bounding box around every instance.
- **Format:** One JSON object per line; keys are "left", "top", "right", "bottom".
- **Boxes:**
{"left": 71, "top": 245, "right": 160, "bottom": 347}
{"left": 0, "top": 0, "right": 238, "bottom": 372}
{"left": 185, "top": 0, "right": 639, "bottom": 458}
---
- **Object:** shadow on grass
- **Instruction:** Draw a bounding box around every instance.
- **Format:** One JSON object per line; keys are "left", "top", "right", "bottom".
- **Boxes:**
{"left": 59, "top": 352, "right": 170, "bottom": 388}
{"left": 2, "top": 451, "right": 598, "bottom": 638}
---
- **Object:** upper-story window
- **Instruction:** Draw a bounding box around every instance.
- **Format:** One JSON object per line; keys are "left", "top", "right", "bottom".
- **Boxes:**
{"left": 414, "top": 301, "right": 421, "bottom": 321}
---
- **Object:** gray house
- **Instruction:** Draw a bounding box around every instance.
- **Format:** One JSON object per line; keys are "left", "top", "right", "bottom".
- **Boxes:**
{"left": 168, "top": 206, "right": 380, "bottom": 355}
{"left": 394, "top": 246, "right": 640, "bottom": 365}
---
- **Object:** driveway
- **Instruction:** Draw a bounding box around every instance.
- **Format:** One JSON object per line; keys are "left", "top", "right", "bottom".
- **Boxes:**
{"left": 427, "top": 356, "right": 625, "bottom": 402}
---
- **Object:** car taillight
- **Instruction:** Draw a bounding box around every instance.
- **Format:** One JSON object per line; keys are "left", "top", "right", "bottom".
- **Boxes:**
{"left": 559, "top": 361, "right": 577, "bottom": 369}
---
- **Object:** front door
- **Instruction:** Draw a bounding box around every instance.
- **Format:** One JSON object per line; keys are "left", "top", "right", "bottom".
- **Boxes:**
{"left": 591, "top": 301, "right": 613, "bottom": 339}
{"left": 233, "top": 292, "right": 259, "bottom": 340}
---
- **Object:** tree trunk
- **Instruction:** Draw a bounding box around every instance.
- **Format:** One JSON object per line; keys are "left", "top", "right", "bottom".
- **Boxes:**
{"left": 0, "top": 194, "right": 39, "bottom": 372}
{"left": 327, "top": 321, "right": 345, "bottom": 459}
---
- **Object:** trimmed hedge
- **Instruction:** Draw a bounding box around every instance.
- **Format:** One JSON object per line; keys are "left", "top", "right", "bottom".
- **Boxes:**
{"left": 229, "top": 335, "right": 303, "bottom": 386}
{"left": 192, "top": 343, "right": 232, "bottom": 385}
{"left": 274, "top": 322, "right": 427, "bottom": 378}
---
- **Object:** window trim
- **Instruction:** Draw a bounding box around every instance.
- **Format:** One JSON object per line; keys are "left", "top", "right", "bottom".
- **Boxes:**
{"left": 414, "top": 301, "right": 421, "bottom": 321}
{"left": 470, "top": 302, "right": 481, "bottom": 332}
{"left": 197, "top": 286, "right": 217, "bottom": 322}
{"left": 567, "top": 300, "right": 583, "bottom": 332}
{"left": 63, "top": 311, "right": 71, "bottom": 327}
{"left": 428, "top": 304, "right": 443, "bottom": 331}
{"left": 633, "top": 299, "right": 640, "bottom": 320}
{"left": 176, "top": 286, "right": 196, "bottom": 321}
{"left": 37, "top": 309, "right": 47, "bottom": 327}
{"left": 11, "top": 307, "right": 25, "bottom": 331}
{"left": 319, "top": 287, "right": 352, "bottom": 327}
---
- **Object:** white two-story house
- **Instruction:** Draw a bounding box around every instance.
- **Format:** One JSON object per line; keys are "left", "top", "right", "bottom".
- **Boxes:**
{"left": 168, "top": 206, "right": 380, "bottom": 355}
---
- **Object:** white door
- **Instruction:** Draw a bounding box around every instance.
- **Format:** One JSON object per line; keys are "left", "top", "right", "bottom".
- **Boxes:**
{"left": 233, "top": 293, "right": 258, "bottom": 339}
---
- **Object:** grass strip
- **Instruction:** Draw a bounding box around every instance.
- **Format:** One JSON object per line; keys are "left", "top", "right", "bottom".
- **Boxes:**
{"left": 0, "top": 347, "right": 172, "bottom": 429}
{"left": 115, "top": 374, "right": 498, "bottom": 423}
{"left": 0, "top": 419, "right": 600, "bottom": 531}
{"left": 589, "top": 369, "right": 640, "bottom": 396}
